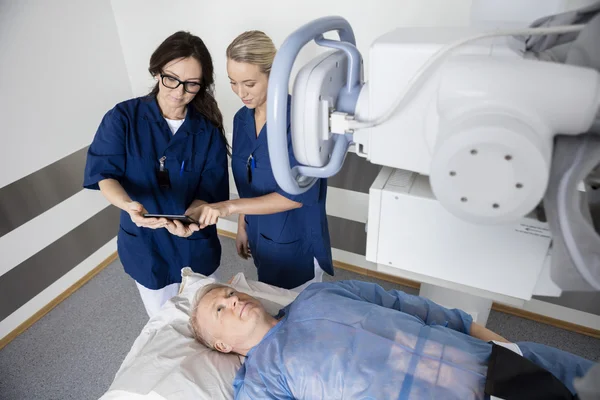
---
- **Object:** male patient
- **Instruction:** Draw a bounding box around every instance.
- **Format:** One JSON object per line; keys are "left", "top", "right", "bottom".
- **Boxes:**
{"left": 190, "top": 280, "right": 594, "bottom": 399}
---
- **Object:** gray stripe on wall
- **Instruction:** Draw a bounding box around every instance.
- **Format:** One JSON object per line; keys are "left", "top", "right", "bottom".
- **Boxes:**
{"left": 0, "top": 205, "right": 119, "bottom": 321}
{"left": 327, "top": 215, "right": 366, "bottom": 256}
{"left": 327, "top": 152, "right": 382, "bottom": 194}
{"left": 534, "top": 292, "right": 600, "bottom": 316}
{"left": 0, "top": 147, "right": 88, "bottom": 238}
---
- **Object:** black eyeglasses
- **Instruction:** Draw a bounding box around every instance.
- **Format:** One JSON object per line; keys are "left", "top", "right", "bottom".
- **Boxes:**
{"left": 160, "top": 73, "right": 202, "bottom": 94}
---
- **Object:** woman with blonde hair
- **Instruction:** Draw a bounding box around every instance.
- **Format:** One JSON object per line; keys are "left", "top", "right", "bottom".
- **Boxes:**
{"left": 198, "top": 30, "right": 333, "bottom": 290}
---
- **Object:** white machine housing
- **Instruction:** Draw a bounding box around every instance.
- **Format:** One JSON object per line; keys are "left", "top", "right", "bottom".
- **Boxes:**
{"left": 352, "top": 27, "right": 600, "bottom": 225}
{"left": 280, "top": 20, "right": 600, "bottom": 324}
{"left": 340, "top": 27, "right": 599, "bottom": 322}
{"left": 367, "top": 168, "right": 559, "bottom": 312}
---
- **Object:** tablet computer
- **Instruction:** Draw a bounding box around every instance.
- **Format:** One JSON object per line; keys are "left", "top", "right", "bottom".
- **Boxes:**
{"left": 143, "top": 214, "right": 198, "bottom": 225}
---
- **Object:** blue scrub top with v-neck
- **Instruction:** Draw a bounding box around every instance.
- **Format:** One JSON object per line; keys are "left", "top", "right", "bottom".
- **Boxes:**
{"left": 230, "top": 96, "right": 333, "bottom": 289}
{"left": 83, "top": 96, "right": 229, "bottom": 289}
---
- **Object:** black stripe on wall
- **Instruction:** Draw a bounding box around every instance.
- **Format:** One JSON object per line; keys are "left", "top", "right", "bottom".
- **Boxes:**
{"left": 0, "top": 147, "right": 88, "bottom": 238}
{"left": 327, "top": 215, "right": 366, "bottom": 256}
{"left": 0, "top": 205, "right": 119, "bottom": 321}
{"left": 327, "top": 152, "right": 382, "bottom": 194}
{"left": 535, "top": 292, "right": 600, "bottom": 316}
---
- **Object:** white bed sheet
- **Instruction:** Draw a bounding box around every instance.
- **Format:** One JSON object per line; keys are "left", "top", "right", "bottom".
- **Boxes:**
{"left": 99, "top": 268, "right": 298, "bottom": 400}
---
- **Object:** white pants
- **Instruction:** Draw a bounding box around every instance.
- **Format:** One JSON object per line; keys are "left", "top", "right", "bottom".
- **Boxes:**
{"left": 135, "top": 269, "right": 225, "bottom": 319}
{"left": 290, "top": 258, "right": 325, "bottom": 293}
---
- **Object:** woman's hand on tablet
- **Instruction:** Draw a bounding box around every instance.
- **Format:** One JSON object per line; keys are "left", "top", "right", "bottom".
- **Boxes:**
{"left": 127, "top": 201, "right": 167, "bottom": 229}
{"left": 165, "top": 219, "right": 200, "bottom": 238}
{"left": 195, "top": 202, "right": 233, "bottom": 228}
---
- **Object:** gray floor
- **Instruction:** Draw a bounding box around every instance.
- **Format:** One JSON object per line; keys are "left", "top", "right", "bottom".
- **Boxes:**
{"left": 1, "top": 237, "right": 599, "bottom": 400}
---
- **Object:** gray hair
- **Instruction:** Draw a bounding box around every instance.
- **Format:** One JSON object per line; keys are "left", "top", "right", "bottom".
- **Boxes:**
{"left": 189, "top": 282, "right": 231, "bottom": 349}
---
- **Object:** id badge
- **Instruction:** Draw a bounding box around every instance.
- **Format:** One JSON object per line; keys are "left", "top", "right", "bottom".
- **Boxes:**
{"left": 246, "top": 163, "right": 252, "bottom": 184}
{"left": 157, "top": 169, "right": 171, "bottom": 189}
{"left": 157, "top": 156, "right": 171, "bottom": 189}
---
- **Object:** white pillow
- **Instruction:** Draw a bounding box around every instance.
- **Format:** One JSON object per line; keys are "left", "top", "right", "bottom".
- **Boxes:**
{"left": 179, "top": 267, "right": 299, "bottom": 315}
{"left": 100, "top": 269, "right": 298, "bottom": 400}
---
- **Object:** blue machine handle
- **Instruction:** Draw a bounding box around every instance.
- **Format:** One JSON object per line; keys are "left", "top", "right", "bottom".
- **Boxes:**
{"left": 267, "top": 16, "right": 358, "bottom": 195}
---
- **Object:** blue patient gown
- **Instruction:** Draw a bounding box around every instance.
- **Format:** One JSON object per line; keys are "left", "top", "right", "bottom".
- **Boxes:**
{"left": 233, "top": 281, "right": 594, "bottom": 399}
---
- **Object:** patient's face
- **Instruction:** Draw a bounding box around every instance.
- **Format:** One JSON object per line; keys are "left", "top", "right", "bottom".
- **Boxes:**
{"left": 196, "top": 287, "right": 269, "bottom": 353}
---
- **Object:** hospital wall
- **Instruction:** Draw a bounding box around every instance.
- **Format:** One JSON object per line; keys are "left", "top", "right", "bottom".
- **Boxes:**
{"left": 110, "top": 0, "right": 600, "bottom": 329}
{"left": 0, "top": 0, "right": 132, "bottom": 340}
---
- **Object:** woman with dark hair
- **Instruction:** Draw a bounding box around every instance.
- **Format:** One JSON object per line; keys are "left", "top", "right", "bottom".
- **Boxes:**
{"left": 83, "top": 31, "right": 229, "bottom": 317}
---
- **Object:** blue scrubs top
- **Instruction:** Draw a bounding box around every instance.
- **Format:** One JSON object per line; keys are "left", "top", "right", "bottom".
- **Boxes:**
{"left": 231, "top": 96, "right": 333, "bottom": 289}
{"left": 83, "top": 96, "right": 229, "bottom": 289}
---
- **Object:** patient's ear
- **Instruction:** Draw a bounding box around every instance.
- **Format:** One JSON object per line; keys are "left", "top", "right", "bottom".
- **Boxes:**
{"left": 215, "top": 341, "right": 232, "bottom": 353}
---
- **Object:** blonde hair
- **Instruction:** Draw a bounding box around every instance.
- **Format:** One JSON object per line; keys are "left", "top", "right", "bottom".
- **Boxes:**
{"left": 226, "top": 30, "right": 277, "bottom": 75}
{"left": 189, "top": 282, "right": 231, "bottom": 349}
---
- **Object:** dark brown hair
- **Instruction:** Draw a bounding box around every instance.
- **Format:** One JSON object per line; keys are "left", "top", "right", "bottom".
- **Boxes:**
{"left": 149, "top": 31, "right": 229, "bottom": 153}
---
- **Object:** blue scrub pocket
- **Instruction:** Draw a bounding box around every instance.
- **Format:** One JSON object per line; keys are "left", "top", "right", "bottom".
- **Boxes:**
{"left": 173, "top": 156, "right": 202, "bottom": 196}
{"left": 255, "top": 234, "right": 314, "bottom": 289}
{"left": 117, "top": 226, "right": 156, "bottom": 280}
